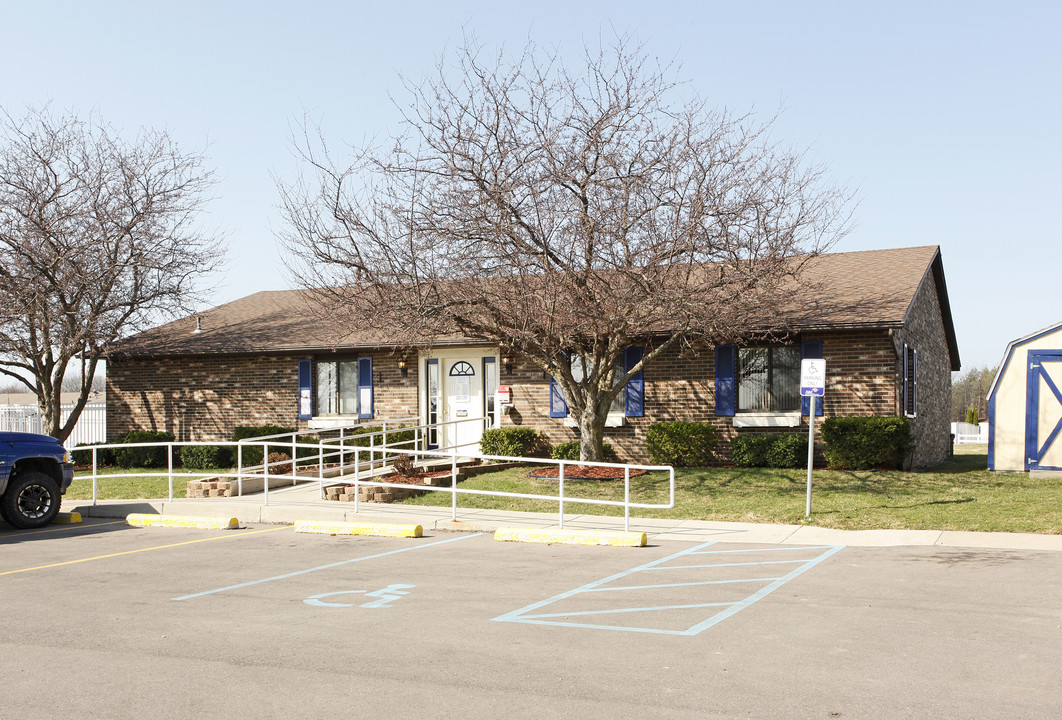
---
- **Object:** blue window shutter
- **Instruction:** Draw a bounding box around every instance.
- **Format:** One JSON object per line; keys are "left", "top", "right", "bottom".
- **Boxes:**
{"left": 358, "top": 356, "right": 374, "bottom": 419}
{"left": 715, "top": 345, "right": 735, "bottom": 417}
{"left": 902, "top": 343, "right": 917, "bottom": 416}
{"left": 549, "top": 375, "right": 568, "bottom": 418}
{"left": 624, "top": 346, "right": 644, "bottom": 417}
{"left": 912, "top": 349, "right": 917, "bottom": 413}
{"left": 297, "top": 359, "right": 313, "bottom": 420}
{"left": 909, "top": 347, "right": 917, "bottom": 415}
{"left": 902, "top": 343, "right": 909, "bottom": 413}
{"left": 801, "top": 341, "right": 824, "bottom": 417}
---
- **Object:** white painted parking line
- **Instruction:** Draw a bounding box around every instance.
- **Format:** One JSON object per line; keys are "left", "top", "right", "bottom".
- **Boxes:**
{"left": 172, "top": 532, "right": 484, "bottom": 601}
{"left": 494, "top": 542, "right": 844, "bottom": 635}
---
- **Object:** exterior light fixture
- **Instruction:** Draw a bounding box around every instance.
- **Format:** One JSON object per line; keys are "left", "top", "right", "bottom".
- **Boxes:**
{"left": 502, "top": 354, "right": 513, "bottom": 375}
{"left": 398, "top": 358, "right": 408, "bottom": 377}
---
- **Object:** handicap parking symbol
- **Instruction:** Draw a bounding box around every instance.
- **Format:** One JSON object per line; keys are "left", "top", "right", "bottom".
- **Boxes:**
{"left": 304, "top": 584, "right": 415, "bottom": 609}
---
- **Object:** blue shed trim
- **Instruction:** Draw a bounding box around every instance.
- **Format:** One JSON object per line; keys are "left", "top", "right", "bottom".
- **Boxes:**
{"left": 1026, "top": 351, "right": 1062, "bottom": 471}
{"left": 987, "top": 393, "right": 995, "bottom": 471}
{"left": 987, "top": 321, "right": 1062, "bottom": 404}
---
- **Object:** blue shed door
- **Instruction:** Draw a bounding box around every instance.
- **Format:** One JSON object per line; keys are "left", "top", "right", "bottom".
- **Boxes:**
{"left": 1026, "top": 351, "right": 1062, "bottom": 471}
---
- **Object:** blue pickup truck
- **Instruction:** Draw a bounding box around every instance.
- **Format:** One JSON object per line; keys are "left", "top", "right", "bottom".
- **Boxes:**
{"left": 0, "top": 431, "right": 75, "bottom": 529}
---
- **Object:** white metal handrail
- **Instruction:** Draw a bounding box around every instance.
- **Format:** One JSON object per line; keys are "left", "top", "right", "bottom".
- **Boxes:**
{"left": 73, "top": 435, "right": 675, "bottom": 531}
{"left": 343, "top": 444, "right": 675, "bottom": 532}
{"left": 235, "top": 417, "right": 421, "bottom": 472}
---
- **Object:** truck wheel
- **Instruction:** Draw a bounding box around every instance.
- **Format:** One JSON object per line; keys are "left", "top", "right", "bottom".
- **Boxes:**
{"left": 1, "top": 471, "right": 61, "bottom": 529}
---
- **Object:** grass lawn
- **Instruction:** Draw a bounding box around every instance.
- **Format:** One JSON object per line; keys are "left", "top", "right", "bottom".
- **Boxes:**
{"left": 401, "top": 450, "right": 1062, "bottom": 534}
{"left": 66, "top": 468, "right": 232, "bottom": 500}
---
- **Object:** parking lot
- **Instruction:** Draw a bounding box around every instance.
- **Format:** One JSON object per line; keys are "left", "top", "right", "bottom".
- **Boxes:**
{"left": 4, "top": 519, "right": 1061, "bottom": 719}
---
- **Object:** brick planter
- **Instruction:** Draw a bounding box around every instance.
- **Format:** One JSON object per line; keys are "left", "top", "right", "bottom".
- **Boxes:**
{"left": 187, "top": 467, "right": 325, "bottom": 498}
{"left": 325, "top": 474, "right": 457, "bottom": 503}
{"left": 187, "top": 479, "right": 233, "bottom": 498}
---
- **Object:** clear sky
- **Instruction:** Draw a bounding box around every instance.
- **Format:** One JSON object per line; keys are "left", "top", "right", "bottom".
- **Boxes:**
{"left": 3, "top": 0, "right": 1058, "bottom": 372}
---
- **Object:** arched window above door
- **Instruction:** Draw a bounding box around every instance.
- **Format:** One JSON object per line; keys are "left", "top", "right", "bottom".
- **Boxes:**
{"left": 449, "top": 361, "right": 475, "bottom": 377}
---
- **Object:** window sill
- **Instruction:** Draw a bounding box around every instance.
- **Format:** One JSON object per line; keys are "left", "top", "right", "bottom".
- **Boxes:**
{"left": 563, "top": 414, "right": 627, "bottom": 428}
{"left": 308, "top": 416, "right": 359, "bottom": 429}
{"left": 733, "top": 413, "right": 801, "bottom": 428}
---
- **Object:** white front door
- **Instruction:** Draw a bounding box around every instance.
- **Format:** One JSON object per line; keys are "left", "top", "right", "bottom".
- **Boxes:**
{"left": 423, "top": 351, "right": 497, "bottom": 454}
{"left": 445, "top": 358, "right": 482, "bottom": 453}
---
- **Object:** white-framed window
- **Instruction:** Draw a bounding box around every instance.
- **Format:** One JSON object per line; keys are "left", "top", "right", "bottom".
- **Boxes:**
{"left": 315, "top": 360, "right": 358, "bottom": 415}
{"left": 483, "top": 357, "right": 499, "bottom": 429}
{"left": 570, "top": 355, "right": 625, "bottom": 415}
{"left": 737, "top": 346, "right": 800, "bottom": 413}
{"left": 298, "top": 356, "right": 373, "bottom": 422}
{"left": 549, "top": 348, "right": 644, "bottom": 421}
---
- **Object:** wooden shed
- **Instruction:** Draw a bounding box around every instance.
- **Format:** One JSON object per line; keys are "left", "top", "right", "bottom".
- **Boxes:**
{"left": 987, "top": 322, "right": 1062, "bottom": 472}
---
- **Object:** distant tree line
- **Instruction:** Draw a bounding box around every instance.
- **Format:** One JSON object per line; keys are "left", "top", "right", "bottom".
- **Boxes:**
{"left": 951, "top": 366, "right": 997, "bottom": 423}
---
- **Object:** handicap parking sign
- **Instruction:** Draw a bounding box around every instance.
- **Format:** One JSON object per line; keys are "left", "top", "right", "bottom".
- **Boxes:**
{"left": 800, "top": 359, "right": 826, "bottom": 397}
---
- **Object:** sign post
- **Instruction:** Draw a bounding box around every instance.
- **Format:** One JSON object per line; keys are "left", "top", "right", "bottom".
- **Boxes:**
{"left": 799, "top": 359, "right": 826, "bottom": 517}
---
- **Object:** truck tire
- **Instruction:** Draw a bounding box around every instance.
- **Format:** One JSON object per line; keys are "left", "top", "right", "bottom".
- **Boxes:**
{"left": 1, "top": 471, "right": 61, "bottom": 529}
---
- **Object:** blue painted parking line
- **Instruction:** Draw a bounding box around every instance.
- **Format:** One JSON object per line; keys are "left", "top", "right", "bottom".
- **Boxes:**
{"left": 173, "top": 532, "right": 483, "bottom": 601}
{"left": 494, "top": 542, "right": 844, "bottom": 635}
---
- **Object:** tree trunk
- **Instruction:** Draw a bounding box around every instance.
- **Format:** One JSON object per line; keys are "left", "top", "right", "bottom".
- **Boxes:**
{"left": 577, "top": 408, "right": 608, "bottom": 462}
{"left": 40, "top": 393, "right": 62, "bottom": 440}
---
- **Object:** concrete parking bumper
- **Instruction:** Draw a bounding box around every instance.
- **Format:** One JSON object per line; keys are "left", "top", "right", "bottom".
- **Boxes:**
{"left": 293, "top": 520, "right": 423, "bottom": 537}
{"left": 126, "top": 513, "right": 239, "bottom": 530}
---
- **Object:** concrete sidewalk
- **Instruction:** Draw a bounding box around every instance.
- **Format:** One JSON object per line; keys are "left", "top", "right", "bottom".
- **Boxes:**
{"left": 63, "top": 481, "right": 1062, "bottom": 552}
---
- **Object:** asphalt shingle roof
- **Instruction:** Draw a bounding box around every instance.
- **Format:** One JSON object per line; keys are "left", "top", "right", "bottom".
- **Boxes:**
{"left": 108, "top": 245, "right": 957, "bottom": 367}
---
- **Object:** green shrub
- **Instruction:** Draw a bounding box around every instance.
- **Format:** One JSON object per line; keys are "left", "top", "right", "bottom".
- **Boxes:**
{"left": 965, "top": 407, "right": 978, "bottom": 425}
{"left": 729, "top": 434, "right": 775, "bottom": 467}
{"left": 764, "top": 433, "right": 808, "bottom": 469}
{"left": 344, "top": 425, "right": 416, "bottom": 448}
{"left": 180, "top": 444, "right": 234, "bottom": 470}
{"left": 821, "top": 416, "right": 912, "bottom": 470}
{"left": 72, "top": 442, "right": 114, "bottom": 467}
{"left": 233, "top": 425, "right": 294, "bottom": 442}
{"left": 112, "top": 430, "right": 176, "bottom": 468}
{"left": 232, "top": 426, "right": 295, "bottom": 466}
{"left": 645, "top": 422, "right": 716, "bottom": 467}
{"left": 550, "top": 440, "right": 616, "bottom": 462}
{"left": 479, "top": 428, "right": 550, "bottom": 458}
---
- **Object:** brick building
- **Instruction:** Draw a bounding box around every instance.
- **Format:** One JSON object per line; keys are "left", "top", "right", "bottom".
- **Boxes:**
{"left": 106, "top": 245, "right": 959, "bottom": 467}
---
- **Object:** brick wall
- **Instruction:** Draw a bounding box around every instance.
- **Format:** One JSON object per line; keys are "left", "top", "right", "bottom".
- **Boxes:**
{"left": 498, "top": 335, "right": 902, "bottom": 464}
{"left": 108, "top": 299, "right": 951, "bottom": 467}
{"left": 893, "top": 271, "right": 953, "bottom": 468}
{"left": 107, "top": 351, "right": 418, "bottom": 442}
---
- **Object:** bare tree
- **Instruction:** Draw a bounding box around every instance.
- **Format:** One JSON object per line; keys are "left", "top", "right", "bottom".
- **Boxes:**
{"left": 951, "top": 365, "right": 997, "bottom": 423}
{"left": 0, "top": 106, "right": 223, "bottom": 441}
{"left": 279, "top": 38, "right": 853, "bottom": 460}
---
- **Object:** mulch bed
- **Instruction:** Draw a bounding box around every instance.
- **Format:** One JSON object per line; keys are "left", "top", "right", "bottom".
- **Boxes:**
{"left": 383, "top": 470, "right": 457, "bottom": 486}
{"left": 528, "top": 466, "right": 647, "bottom": 481}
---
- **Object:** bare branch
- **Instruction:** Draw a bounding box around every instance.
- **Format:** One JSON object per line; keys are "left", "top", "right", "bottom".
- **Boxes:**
{"left": 0, "top": 104, "right": 225, "bottom": 440}
{"left": 277, "top": 36, "right": 855, "bottom": 460}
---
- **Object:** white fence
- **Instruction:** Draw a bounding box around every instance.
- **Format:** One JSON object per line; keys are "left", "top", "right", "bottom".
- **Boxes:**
{"left": 0, "top": 402, "right": 106, "bottom": 445}
{"left": 951, "top": 421, "right": 988, "bottom": 445}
